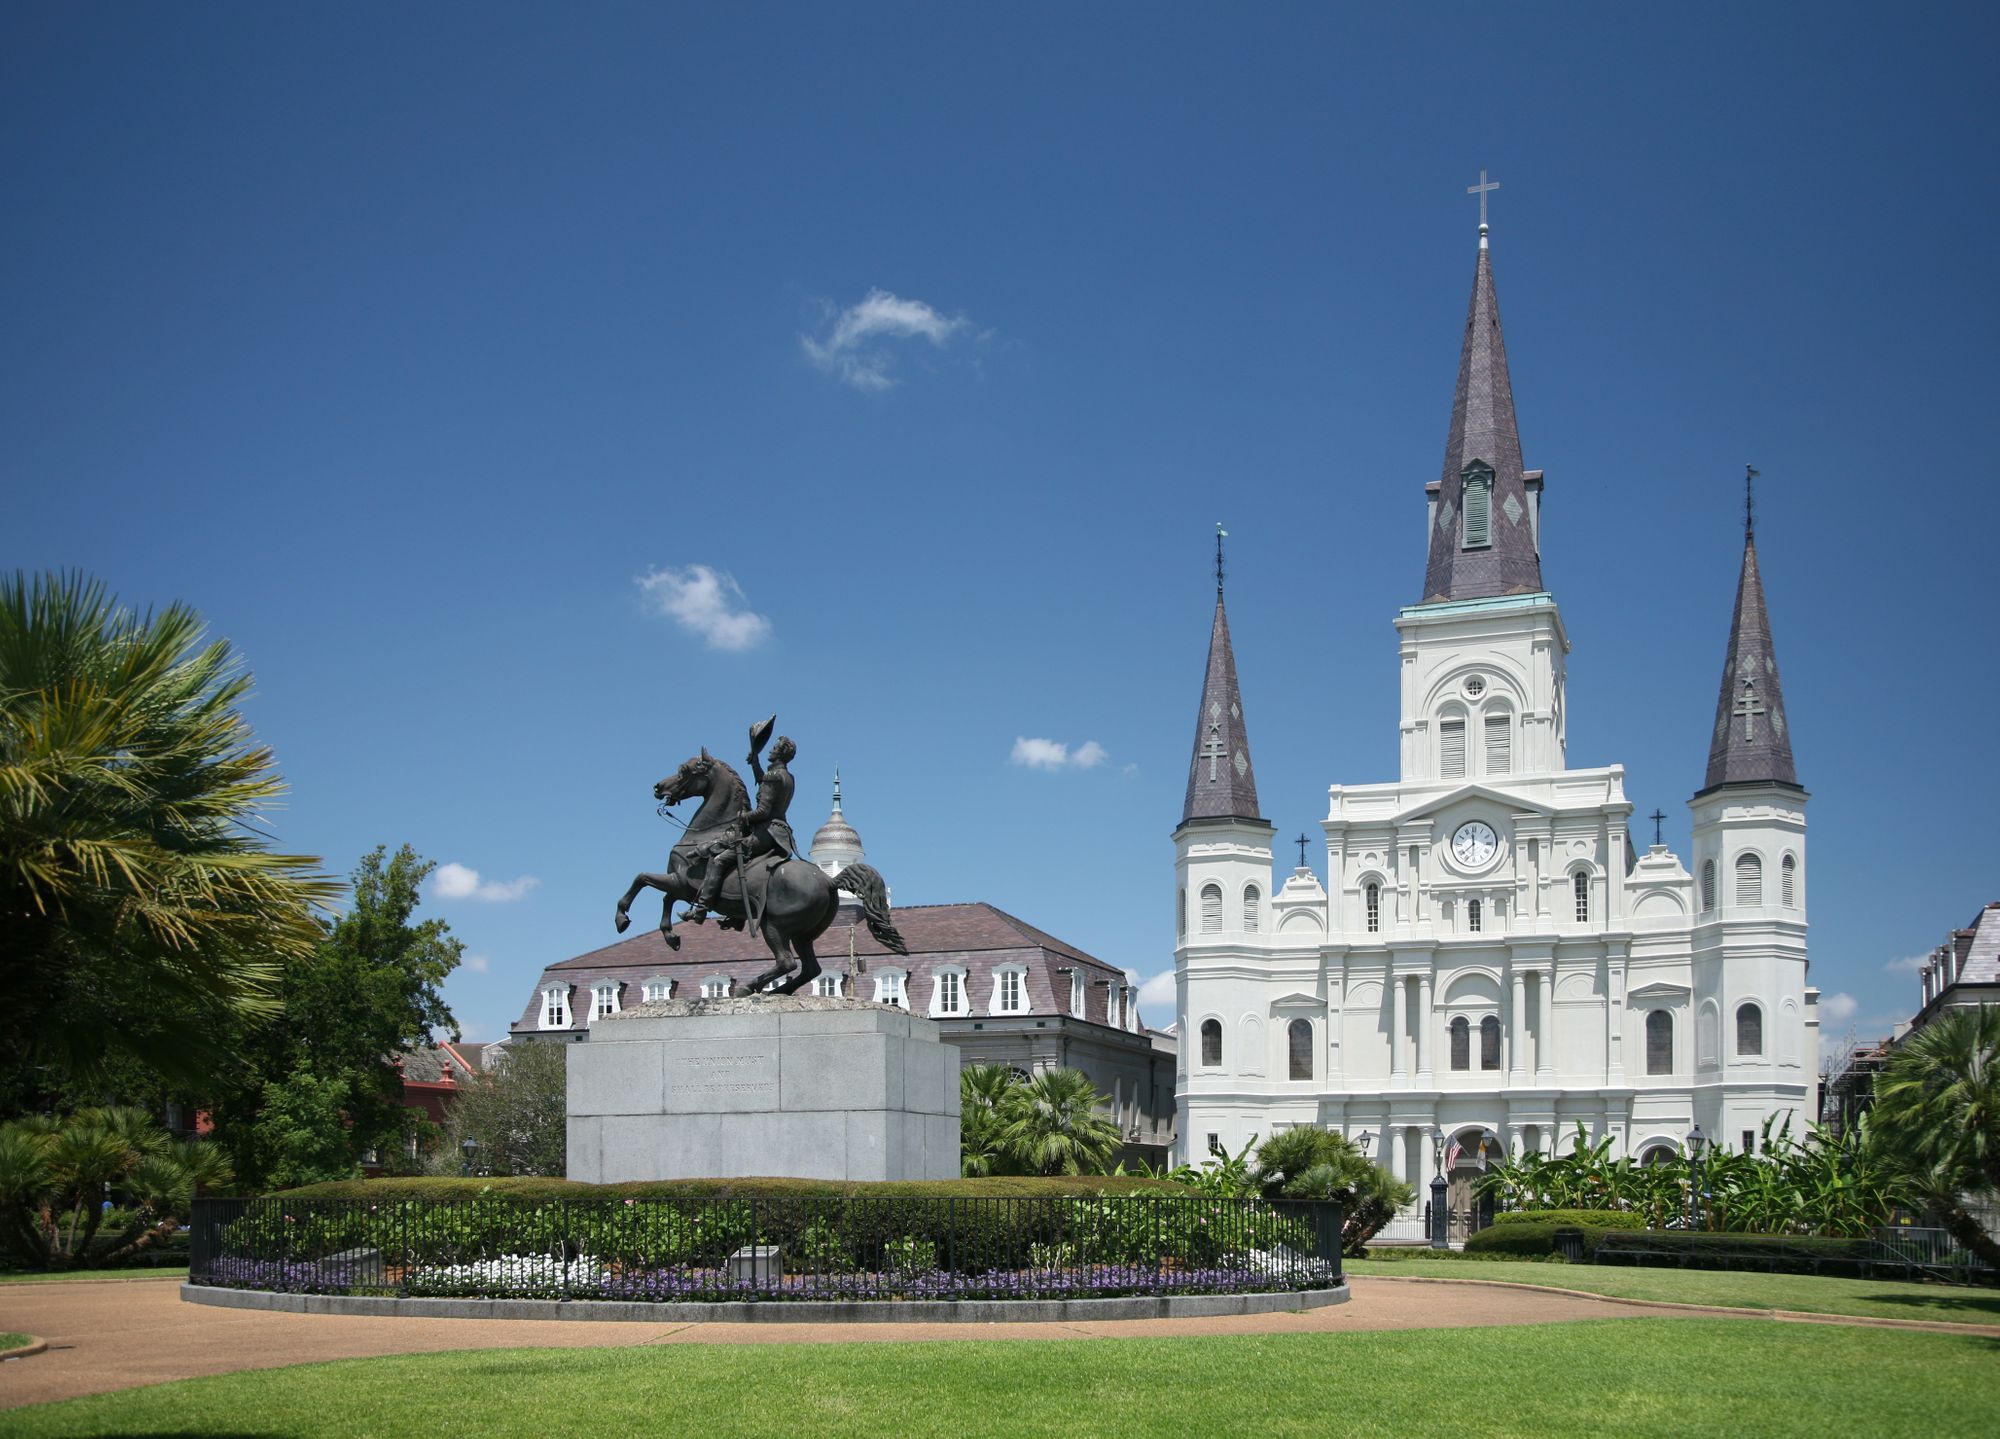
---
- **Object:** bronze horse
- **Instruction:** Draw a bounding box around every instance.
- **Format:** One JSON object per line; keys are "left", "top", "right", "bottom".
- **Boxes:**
{"left": 613, "top": 750, "right": 907, "bottom": 995}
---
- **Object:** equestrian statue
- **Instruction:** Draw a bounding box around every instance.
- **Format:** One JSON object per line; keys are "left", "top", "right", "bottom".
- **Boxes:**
{"left": 613, "top": 715, "right": 907, "bottom": 996}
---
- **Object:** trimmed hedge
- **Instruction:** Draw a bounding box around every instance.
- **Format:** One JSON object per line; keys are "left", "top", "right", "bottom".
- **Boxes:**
{"left": 1592, "top": 1230, "right": 1875, "bottom": 1275}
{"left": 271, "top": 1176, "right": 1191, "bottom": 1202}
{"left": 1490, "top": 1209, "right": 1631, "bottom": 1229}
{"left": 1464, "top": 1218, "right": 1628, "bottom": 1259}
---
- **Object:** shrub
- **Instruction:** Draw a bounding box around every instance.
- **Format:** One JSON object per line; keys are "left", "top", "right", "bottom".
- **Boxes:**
{"left": 1463, "top": 1218, "right": 1627, "bottom": 1259}
{"left": 1590, "top": 1230, "right": 1876, "bottom": 1274}
{"left": 1490, "top": 1208, "right": 1628, "bottom": 1229}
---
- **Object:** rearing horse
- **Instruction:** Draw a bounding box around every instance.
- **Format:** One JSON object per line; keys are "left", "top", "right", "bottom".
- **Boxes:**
{"left": 613, "top": 750, "right": 907, "bottom": 995}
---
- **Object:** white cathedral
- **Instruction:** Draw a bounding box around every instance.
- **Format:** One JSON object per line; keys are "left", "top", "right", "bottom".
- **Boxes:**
{"left": 1171, "top": 214, "right": 1818, "bottom": 1230}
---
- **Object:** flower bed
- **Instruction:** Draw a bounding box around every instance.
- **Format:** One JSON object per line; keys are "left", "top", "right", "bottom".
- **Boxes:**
{"left": 188, "top": 1193, "right": 1342, "bottom": 1304}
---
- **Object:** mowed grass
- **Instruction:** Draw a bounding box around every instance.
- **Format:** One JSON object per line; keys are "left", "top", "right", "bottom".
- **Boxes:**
{"left": 1346, "top": 1257, "right": 2000, "bottom": 1325}
{"left": 0, "top": 1333, "right": 31, "bottom": 1349}
{"left": 7, "top": 1321, "right": 1997, "bottom": 1439}
{"left": 0, "top": 1267, "right": 186, "bottom": 1285}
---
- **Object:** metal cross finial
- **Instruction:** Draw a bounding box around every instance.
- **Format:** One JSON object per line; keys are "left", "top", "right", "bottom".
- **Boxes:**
{"left": 1468, "top": 169, "right": 1499, "bottom": 242}
{"left": 1649, "top": 809, "right": 1667, "bottom": 846}
{"left": 1215, "top": 522, "right": 1228, "bottom": 595}
{"left": 1744, "top": 465, "right": 1760, "bottom": 540}
{"left": 1296, "top": 832, "right": 1311, "bottom": 868}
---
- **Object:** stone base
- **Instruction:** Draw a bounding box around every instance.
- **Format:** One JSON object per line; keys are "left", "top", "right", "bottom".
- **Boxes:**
{"left": 565, "top": 997, "right": 961, "bottom": 1183}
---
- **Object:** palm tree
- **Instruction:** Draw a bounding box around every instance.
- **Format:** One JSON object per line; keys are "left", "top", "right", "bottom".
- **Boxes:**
{"left": 1871, "top": 1004, "right": 2000, "bottom": 1266}
{"left": 0, "top": 571, "right": 337, "bottom": 1088}
{"left": 993, "top": 1068, "right": 1123, "bottom": 1177}
{"left": 958, "top": 1065, "right": 1018, "bottom": 1178}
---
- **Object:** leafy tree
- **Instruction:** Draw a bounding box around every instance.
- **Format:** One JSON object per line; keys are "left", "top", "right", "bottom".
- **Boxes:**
{"left": 992, "top": 1068, "right": 1123, "bottom": 1176}
{"left": 212, "top": 845, "right": 463, "bottom": 1188}
{"left": 0, "top": 572, "right": 336, "bottom": 1096}
{"left": 427, "top": 1041, "right": 567, "bottom": 1178}
{"left": 958, "top": 1064, "right": 1018, "bottom": 1178}
{"left": 1252, "top": 1127, "right": 1416, "bottom": 1254}
{"left": 0, "top": 1106, "right": 232, "bottom": 1269}
{"left": 1870, "top": 1005, "right": 2000, "bottom": 1266}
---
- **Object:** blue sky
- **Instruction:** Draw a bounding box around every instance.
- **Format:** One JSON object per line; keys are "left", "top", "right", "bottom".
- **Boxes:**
{"left": 5, "top": 4, "right": 1996, "bottom": 1051}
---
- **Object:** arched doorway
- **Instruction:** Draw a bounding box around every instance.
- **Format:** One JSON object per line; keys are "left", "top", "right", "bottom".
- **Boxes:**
{"left": 1442, "top": 1128, "right": 1501, "bottom": 1238}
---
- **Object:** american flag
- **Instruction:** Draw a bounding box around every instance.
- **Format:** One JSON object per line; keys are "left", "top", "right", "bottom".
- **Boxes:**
{"left": 1444, "top": 1138, "right": 1464, "bottom": 1170}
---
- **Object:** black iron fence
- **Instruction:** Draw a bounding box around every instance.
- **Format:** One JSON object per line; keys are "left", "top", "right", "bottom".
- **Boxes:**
{"left": 188, "top": 1194, "right": 1343, "bottom": 1303}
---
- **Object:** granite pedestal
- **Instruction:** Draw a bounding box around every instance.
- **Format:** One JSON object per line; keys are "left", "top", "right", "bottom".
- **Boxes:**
{"left": 565, "top": 996, "right": 961, "bottom": 1183}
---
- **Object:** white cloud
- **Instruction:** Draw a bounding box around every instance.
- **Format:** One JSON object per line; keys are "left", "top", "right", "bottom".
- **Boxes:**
{"left": 801, "top": 288, "right": 970, "bottom": 390}
{"left": 1884, "top": 954, "right": 1930, "bottom": 974}
{"left": 463, "top": 953, "right": 491, "bottom": 974}
{"left": 433, "top": 863, "right": 539, "bottom": 903}
{"left": 1137, "top": 969, "right": 1176, "bottom": 1016}
{"left": 1010, "top": 736, "right": 1110, "bottom": 771}
{"left": 637, "top": 565, "right": 772, "bottom": 651}
{"left": 1820, "top": 992, "right": 1859, "bottom": 1022}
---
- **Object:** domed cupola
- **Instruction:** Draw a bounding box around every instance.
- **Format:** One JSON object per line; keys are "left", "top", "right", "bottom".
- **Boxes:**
{"left": 810, "top": 768, "right": 866, "bottom": 878}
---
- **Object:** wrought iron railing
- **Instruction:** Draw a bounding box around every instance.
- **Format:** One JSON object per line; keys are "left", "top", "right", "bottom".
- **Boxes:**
{"left": 188, "top": 1194, "right": 1343, "bottom": 1303}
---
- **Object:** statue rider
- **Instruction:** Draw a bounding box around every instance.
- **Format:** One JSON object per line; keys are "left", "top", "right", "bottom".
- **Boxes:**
{"left": 686, "top": 722, "right": 796, "bottom": 927}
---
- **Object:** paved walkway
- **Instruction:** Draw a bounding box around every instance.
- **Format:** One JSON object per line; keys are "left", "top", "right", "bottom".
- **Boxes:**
{"left": 2, "top": 1274, "right": 1994, "bottom": 1413}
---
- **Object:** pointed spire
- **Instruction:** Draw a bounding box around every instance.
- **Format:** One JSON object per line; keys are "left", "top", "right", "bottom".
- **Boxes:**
{"left": 831, "top": 766, "right": 844, "bottom": 815}
{"left": 1421, "top": 228, "right": 1545, "bottom": 604}
{"left": 1182, "top": 531, "right": 1262, "bottom": 826}
{"left": 1700, "top": 483, "right": 1799, "bottom": 793}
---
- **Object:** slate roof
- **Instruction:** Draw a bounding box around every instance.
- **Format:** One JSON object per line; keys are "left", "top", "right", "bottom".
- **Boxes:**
{"left": 1421, "top": 241, "right": 1545, "bottom": 604}
{"left": 396, "top": 1041, "right": 482, "bottom": 1085}
{"left": 1950, "top": 903, "right": 2000, "bottom": 986}
{"left": 1181, "top": 593, "right": 1263, "bottom": 825}
{"left": 513, "top": 902, "right": 1136, "bottom": 1033}
{"left": 1700, "top": 529, "right": 1800, "bottom": 793}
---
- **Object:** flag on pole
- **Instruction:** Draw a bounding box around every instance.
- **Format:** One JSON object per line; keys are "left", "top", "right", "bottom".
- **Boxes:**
{"left": 1444, "top": 1138, "right": 1463, "bottom": 1171}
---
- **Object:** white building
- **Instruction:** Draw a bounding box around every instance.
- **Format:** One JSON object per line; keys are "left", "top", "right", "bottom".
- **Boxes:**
{"left": 1172, "top": 214, "right": 1819, "bottom": 1231}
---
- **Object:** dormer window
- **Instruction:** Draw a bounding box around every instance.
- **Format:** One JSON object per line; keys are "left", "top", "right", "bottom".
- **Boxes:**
{"left": 1460, "top": 463, "right": 1494, "bottom": 549}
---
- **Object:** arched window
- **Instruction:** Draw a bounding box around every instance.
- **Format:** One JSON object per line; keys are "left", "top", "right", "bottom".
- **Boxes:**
{"left": 1177, "top": 888, "right": 1186, "bottom": 938}
{"left": 1200, "top": 1018, "right": 1223, "bottom": 1068}
{"left": 1440, "top": 715, "right": 1467, "bottom": 779}
{"left": 1461, "top": 464, "right": 1493, "bottom": 548}
{"left": 1640, "top": 1145, "right": 1676, "bottom": 1167}
{"left": 1646, "top": 1010, "right": 1672, "bottom": 1075}
{"left": 700, "top": 975, "right": 731, "bottom": 999}
{"left": 1483, "top": 711, "right": 1512, "bottom": 775}
{"left": 1287, "top": 1019, "right": 1313, "bottom": 1080}
{"left": 1200, "top": 884, "right": 1222, "bottom": 933}
{"left": 1243, "top": 885, "right": 1260, "bottom": 933}
{"left": 1467, "top": 898, "right": 1482, "bottom": 933}
{"left": 1781, "top": 854, "right": 1797, "bottom": 907}
{"left": 811, "top": 972, "right": 843, "bottom": 997}
{"left": 589, "top": 982, "right": 620, "bottom": 1021}
{"left": 931, "top": 967, "right": 968, "bottom": 1016}
{"left": 640, "top": 977, "right": 671, "bottom": 1004}
{"left": 1449, "top": 1016, "right": 1470, "bottom": 1071}
{"left": 1480, "top": 1015, "right": 1501, "bottom": 1070}
{"left": 873, "top": 968, "right": 908, "bottom": 1008}
{"left": 1735, "top": 853, "right": 1763, "bottom": 906}
{"left": 1736, "top": 1002, "right": 1763, "bottom": 1057}
{"left": 540, "top": 985, "right": 571, "bottom": 1030}
{"left": 1701, "top": 861, "right": 1716, "bottom": 912}
{"left": 1573, "top": 870, "right": 1590, "bottom": 923}
{"left": 1365, "top": 882, "right": 1381, "bottom": 933}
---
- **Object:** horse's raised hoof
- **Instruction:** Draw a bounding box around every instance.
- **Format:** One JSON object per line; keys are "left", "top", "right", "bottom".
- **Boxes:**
{"left": 614, "top": 910, "right": 631, "bottom": 934}
{"left": 662, "top": 931, "right": 681, "bottom": 951}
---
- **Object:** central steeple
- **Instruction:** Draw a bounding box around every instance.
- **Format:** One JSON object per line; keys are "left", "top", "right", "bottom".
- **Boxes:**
{"left": 1421, "top": 220, "right": 1545, "bottom": 604}
{"left": 1181, "top": 526, "right": 1262, "bottom": 825}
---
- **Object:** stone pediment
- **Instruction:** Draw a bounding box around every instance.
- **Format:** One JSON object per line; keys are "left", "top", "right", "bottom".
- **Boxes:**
{"left": 1269, "top": 991, "right": 1322, "bottom": 1009}
{"left": 1627, "top": 981, "right": 1691, "bottom": 1002}
{"left": 1396, "top": 784, "right": 1557, "bottom": 823}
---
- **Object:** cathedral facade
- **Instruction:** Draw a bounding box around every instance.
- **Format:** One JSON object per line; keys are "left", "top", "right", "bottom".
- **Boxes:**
{"left": 1171, "top": 219, "right": 1819, "bottom": 1229}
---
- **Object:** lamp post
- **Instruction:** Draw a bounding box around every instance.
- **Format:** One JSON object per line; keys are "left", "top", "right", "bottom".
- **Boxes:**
{"left": 460, "top": 1136, "right": 479, "bottom": 1178}
{"left": 1685, "top": 1125, "right": 1706, "bottom": 1231}
{"left": 1429, "top": 1134, "right": 1450, "bottom": 1249}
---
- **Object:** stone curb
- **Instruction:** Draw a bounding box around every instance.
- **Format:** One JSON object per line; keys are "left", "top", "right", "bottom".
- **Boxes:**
{"left": 1354, "top": 1272, "right": 2000, "bottom": 1337}
{"left": 181, "top": 1281, "right": 1348, "bottom": 1325}
{"left": 0, "top": 1337, "right": 49, "bottom": 1361}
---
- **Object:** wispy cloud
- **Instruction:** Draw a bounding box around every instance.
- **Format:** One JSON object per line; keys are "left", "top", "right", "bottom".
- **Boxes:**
{"left": 1011, "top": 736, "right": 1109, "bottom": 771}
{"left": 1137, "top": 969, "right": 1175, "bottom": 1017}
{"left": 802, "top": 288, "right": 970, "bottom": 391}
{"left": 462, "top": 953, "right": 491, "bottom": 974}
{"left": 433, "top": 863, "right": 539, "bottom": 903}
{"left": 1820, "top": 992, "right": 1858, "bottom": 1023}
{"left": 1883, "top": 954, "right": 1930, "bottom": 974}
{"left": 637, "top": 564, "right": 772, "bottom": 651}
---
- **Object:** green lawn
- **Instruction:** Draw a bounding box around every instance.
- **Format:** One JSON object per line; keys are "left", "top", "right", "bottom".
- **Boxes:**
{"left": 5, "top": 1321, "right": 1995, "bottom": 1437}
{"left": 0, "top": 1266, "right": 186, "bottom": 1284}
{"left": 1347, "top": 1257, "right": 2000, "bottom": 1325}
{"left": 0, "top": 1333, "right": 31, "bottom": 1350}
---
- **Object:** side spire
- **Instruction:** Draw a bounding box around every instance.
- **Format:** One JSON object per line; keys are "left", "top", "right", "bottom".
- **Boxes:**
{"left": 1700, "top": 471, "right": 1799, "bottom": 793}
{"left": 1421, "top": 182, "right": 1544, "bottom": 604}
{"left": 1182, "top": 526, "right": 1262, "bottom": 825}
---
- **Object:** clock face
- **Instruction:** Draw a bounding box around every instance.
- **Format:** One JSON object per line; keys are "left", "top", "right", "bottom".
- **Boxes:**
{"left": 1451, "top": 821, "right": 1499, "bottom": 869}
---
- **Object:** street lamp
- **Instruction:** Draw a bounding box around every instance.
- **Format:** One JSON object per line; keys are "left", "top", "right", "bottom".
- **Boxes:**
{"left": 1429, "top": 1134, "right": 1450, "bottom": 1249}
{"left": 460, "top": 1137, "right": 479, "bottom": 1177}
{"left": 1685, "top": 1125, "right": 1707, "bottom": 1231}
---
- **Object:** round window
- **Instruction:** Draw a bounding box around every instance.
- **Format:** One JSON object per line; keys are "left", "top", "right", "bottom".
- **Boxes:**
{"left": 1464, "top": 675, "right": 1486, "bottom": 698}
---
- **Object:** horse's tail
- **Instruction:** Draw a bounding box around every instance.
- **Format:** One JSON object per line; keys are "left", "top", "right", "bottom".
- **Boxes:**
{"left": 834, "top": 863, "right": 908, "bottom": 956}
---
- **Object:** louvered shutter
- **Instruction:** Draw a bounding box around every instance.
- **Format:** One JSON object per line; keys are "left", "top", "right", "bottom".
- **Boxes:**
{"left": 1484, "top": 713, "right": 1511, "bottom": 774}
{"left": 1440, "top": 720, "right": 1467, "bottom": 778}
{"left": 1200, "top": 884, "right": 1222, "bottom": 932}
{"left": 1735, "top": 854, "right": 1762, "bottom": 906}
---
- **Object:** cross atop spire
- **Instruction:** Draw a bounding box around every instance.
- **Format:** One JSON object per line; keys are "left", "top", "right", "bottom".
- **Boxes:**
{"left": 1181, "top": 535, "right": 1263, "bottom": 827}
{"left": 1699, "top": 479, "right": 1800, "bottom": 795}
{"left": 1467, "top": 168, "right": 1499, "bottom": 248}
{"left": 1744, "top": 464, "right": 1759, "bottom": 540}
